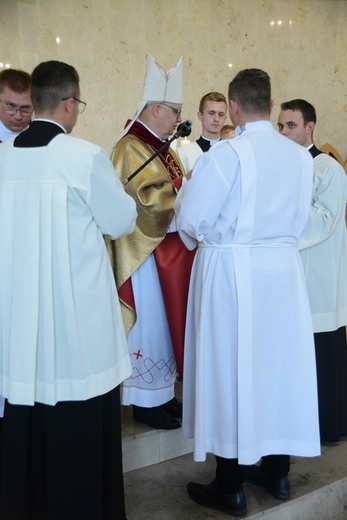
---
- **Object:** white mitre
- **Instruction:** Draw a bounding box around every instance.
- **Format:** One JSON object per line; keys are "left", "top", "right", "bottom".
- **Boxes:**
{"left": 119, "top": 55, "right": 183, "bottom": 140}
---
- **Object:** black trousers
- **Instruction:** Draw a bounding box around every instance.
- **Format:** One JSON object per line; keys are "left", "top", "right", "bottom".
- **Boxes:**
{"left": 215, "top": 455, "right": 290, "bottom": 493}
{"left": 0, "top": 386, "right": 127, "bottom": 520}
{"left": 315, "top": 326, "right": 347, "bottom": 442}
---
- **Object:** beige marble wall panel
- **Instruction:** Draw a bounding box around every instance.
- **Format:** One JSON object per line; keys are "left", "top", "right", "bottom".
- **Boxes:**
{"left": 0, "top": 0, "right": 345, "bottom": 159}
{"left": 335, "top": 2, "right": 347, "bottom": 125}
{"left": 266, "top": 0, "right": 346, "bottom": 152}
{"left": 18, "top": 2, "right": 38, "bottom": 52}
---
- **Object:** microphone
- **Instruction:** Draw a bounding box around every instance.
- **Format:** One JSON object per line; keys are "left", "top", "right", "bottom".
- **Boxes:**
{"left": 174, "top": 120, "right": 192, "bottom": 138}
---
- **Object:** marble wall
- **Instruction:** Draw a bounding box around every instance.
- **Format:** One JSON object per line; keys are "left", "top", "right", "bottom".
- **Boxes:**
{"left": 0, "top": 0, "right": 346, "bottom": 158}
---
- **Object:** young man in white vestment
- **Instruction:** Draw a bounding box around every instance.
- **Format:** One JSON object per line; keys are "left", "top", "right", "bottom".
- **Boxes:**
{"left": 174, "top": 68, "right": 321, "bottom": 517}
{"left": 177, "top": 91, "right": 227, "bottom": 173}
{"left": 0, "top": 60, "right": 137, "bottom": 520}
{"left": 278, "top": 99, "right": 347, "bottom": 444}
{"left": 0, "top": 68, "right": 33, "bottom": 432}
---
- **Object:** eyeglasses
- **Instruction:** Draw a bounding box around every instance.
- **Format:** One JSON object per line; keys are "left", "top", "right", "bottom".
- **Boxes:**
{"left": 160, "top": 102, "right": 182, "bottom": 118}
{"left": 61, "top": 96, "right": 87, "bottom": 114}
{"left": 0, "top": 100, "right": 33, "bottom": 116}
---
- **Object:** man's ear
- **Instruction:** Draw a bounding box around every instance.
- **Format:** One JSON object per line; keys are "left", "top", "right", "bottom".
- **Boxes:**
{"left": 197, "top": 111, "right": 203, "bottom": 123}
{"left": 305, "top": 121, "right": 316, "bottom": 134}
{"left": 270, "top": 99, "right": 275, "bottom": 114}
{"left": 229, "top": 99, "right": 238, "bottom": 115}
{"left": 62, "top": 97, "right": 74, "bottom": 114}
{"left": 151, "top": 102, "right": 162, "bottom": 120}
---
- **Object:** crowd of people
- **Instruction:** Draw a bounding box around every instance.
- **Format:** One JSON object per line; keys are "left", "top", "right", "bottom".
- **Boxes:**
{"left": 0, "top": 57, "right": 346, "bottom": 519}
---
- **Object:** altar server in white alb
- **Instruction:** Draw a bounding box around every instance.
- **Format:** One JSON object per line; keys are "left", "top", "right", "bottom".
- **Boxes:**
{"left": 0, "top": 60, "right": 137, "bottom": 520}
{"left": 177, "top": 91, "right": 227, "bottom": 173}
{"left": 175, "top": 68, "right": 320, "bottom": 517}
{"left": 0, "top": 68, "right": 33, "bottom": 429}
{"left": 278, "top": 99, "right": 347, "bottom": 444}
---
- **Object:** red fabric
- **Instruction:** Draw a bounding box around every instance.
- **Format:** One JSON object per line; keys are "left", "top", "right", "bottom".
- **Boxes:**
{"left": 173, "top": 177, "right": 183, "bottom": 190}
{"left": 154, "top": 233, "right": 196, "bottom": 380}
{"left": 118, "top": 278, "right": 135, "bottom": 313}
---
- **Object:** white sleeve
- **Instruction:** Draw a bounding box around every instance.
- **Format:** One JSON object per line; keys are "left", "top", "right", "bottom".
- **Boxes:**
{"left": 299, "top": 158, "right": 346, "bottom": 250}
{"left": 175, "top": 146, "right": 238, "bottom": 249}
{"left": 88, "top": 149, "right": 137, "bottom": 239}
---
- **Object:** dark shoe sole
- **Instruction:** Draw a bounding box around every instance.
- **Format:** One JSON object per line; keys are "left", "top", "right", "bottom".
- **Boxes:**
{"left": 133, "top": 406, "right": 181, "bottom": 430}
{"left": 268, "top": 484, "right": 290, "bottom": 501}
{"left": 247, "top": 466, "right": 290, "bottom": 500}
{"left": 162, "top": 397, "right": 182, "bottom": 418}
{"left": 187, "top": 482, "right": 247, "bottom": 517}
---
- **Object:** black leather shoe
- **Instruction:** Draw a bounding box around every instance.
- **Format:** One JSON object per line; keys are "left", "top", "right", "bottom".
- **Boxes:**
{"left": 132, "top": 405, "right": 181, "bottom": 430}
{"left": 162, "top": 397, "right": 182, "bottom": 418}
{"left": 268, "top": 476, "right": 290, "bottom": 500}
{"left": 247, "top": 465, "right": 290, "bottom": 500}
{"left": 187, "top": 479, "right": 247, "bottom": 517}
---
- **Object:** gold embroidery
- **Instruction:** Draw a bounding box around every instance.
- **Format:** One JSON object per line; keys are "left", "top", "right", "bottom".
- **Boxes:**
{"left": 163, "top": 151, "right": 182, "bottom": 180}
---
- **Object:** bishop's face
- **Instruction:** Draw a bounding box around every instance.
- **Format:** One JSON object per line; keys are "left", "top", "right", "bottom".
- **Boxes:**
{"left": 157, "top": 102, "right": 182, "bottom": 140}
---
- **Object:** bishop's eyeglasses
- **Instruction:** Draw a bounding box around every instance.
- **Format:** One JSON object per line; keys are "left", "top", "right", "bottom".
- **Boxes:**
{"left": 160, "top": 102, "right": 182, "bottom": 118}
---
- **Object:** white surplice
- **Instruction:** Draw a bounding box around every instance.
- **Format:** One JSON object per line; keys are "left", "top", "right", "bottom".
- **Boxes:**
{"left": 0, "top": 134, "right": 136, "bottom": 406}
{"left": 175, "top": 121, "right": 321, "bottom": 465}
{"left": 299, "top": 153, "right": 347, "bottom": 332}
{"left": 177, "top": 141, "right": 203, "bottom": 173}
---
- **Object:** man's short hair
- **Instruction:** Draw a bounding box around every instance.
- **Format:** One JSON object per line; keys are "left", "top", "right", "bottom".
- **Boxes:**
{"left": 31, "top": 61, "right": 79, "bottom": 113}
{"left": 228, "top": 69, "right": 271, "bottom": 115}
{"left": 199, "top": 92, "right": 227, "bottom": 113}
{"left": 280, "top": 99, "right": 316, "bottom": 125}
{"left": 0, "top": 68, "right": 31, "bottom": 94}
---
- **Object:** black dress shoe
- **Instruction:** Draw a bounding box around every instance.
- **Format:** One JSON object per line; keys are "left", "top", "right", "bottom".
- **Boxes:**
{"left": 187, "top": 479, "right": 247, "bottom": 517}
{"left": 247, "top": 465, "right": 290, "bottom": 500}
{"left": 162, "top": 397, "right": 182, "bottom": 418}
{"left": 269, "top": 476, "right": 290, "bottom": 500}
{"left": 132, "top": 405, "right": 181, "bottom": 430}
